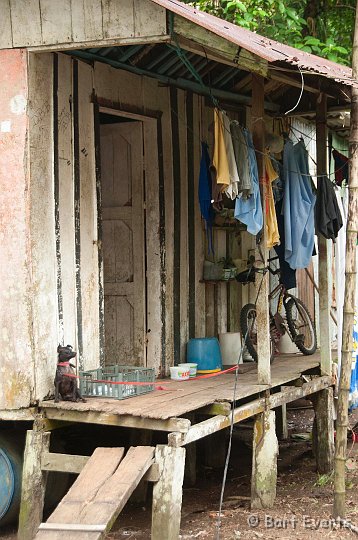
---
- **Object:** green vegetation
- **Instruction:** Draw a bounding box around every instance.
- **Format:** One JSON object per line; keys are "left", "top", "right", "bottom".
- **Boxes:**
{"left": 188, "top": 0, "right": 355, "bottom": 65}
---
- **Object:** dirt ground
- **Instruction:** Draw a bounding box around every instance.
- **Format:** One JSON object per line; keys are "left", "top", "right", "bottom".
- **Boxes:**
{"left": 1, "top": 407, "right": 357, "bottom": 540}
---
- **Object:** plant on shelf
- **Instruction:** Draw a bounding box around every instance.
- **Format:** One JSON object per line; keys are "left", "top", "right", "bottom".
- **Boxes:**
{"left": 218, "top": 256, "right": 237, "bottom": 280}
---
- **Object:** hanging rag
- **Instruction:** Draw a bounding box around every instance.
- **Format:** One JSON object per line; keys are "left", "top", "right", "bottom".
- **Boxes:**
{"left": 274, "top": 198, "right": 297, "bottom": 290}
{"left": 332, "top": 149, "right": 349, "bottom": 186}
{"left": 198, "top": 141, "right": 214, "bottom": 253}
{"left": 282, "top": 140, "right": 316, "bottom": 270}
{"left": 212, "top": 109, "right": 230, "bottom": 190}
{"left": 263, "top": 153, "right": 280, "bottom": 249}
{"left": 234, "top": 129, "right": 263, "bottom": 236}
{"left": 315, "top": 175, "right": 343, "bottom": 241}
{"left": 230, "top": 120, "right": 252, "bottom": 197}
{"left": 221, "top": 112, "right": 240, "bottom": 200}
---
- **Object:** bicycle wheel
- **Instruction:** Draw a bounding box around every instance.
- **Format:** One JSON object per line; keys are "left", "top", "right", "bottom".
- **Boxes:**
{"left": 240, "top": 304, "right": 275, "bottom": 363}
{"left": 285, "top": 297, "right": 317, "bottom": 355}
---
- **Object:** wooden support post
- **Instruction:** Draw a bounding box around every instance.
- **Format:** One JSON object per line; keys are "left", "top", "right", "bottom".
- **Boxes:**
{"left": 251, "top": 410, "right": 278, "bottom": 509}
{"left": 312, "top": 388, "right": 334, "bottom": 474}
{"left": 184, "top": 442, "right": 197, "bottom": 487}
{"left": 204, "top": 431, "right": 227, "bottom": 469}
{"left": 18, "top": 430, "right": 50, "bottom": 540}
{"left": 251, "top": 74, "right": 270, "bottom": 385}
{"left": 152, "top": 445, "right": 186, "bottom": 540}
{"left": 275, "top": 404, "right": 288, "bottom": 440}
{"left": 316, "top": 93, "right": 332, "bottom": 376}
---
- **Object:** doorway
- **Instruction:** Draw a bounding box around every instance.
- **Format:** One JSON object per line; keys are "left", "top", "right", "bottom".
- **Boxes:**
{"left": 99, "top": 112, "right": 146, "bottom": 366}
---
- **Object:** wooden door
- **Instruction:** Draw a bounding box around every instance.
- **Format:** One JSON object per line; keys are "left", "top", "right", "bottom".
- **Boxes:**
{"left": 100, "top": 122, "right": 146, "bottom": 366}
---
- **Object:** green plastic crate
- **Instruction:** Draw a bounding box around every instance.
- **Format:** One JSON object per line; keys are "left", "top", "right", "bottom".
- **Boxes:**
{"left": 79, "top": 365, "right": 155, "bottom": 400}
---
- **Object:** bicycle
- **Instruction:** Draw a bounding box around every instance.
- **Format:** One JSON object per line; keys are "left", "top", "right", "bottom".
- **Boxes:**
{"left": 238, "top": 258, "right": 317, "bottom": 363}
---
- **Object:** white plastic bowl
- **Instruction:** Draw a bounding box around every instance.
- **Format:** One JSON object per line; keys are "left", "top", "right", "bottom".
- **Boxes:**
{"left": 169, "top": 366, "right": 190, "bottom": 381}
{"left": 178, "top": 362, "right": 198, "bottom": 378}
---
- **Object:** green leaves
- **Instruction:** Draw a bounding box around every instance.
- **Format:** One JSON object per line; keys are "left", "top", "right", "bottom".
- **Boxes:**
{"left": 189, "top": 0, "right": 354, "bottom": 65}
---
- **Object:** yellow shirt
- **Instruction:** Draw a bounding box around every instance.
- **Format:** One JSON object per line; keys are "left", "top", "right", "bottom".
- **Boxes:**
{"left": 212, "top": 109, "right": 230, "bottom": 188}
{"left": 264, "top": 153, "right": 280, "bottom": 249}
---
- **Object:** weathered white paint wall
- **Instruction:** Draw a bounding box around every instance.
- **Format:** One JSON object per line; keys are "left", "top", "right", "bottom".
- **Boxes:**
{"left": 0, "top": 0, "right": 167, "bottom": 50}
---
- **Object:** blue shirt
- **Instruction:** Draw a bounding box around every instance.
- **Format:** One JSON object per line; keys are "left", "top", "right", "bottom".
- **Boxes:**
{"left": 283, "top": 140, "right": 316, "bottom": 270}
{"left": 234, "top": 129, "right": 263, "bottom": 236}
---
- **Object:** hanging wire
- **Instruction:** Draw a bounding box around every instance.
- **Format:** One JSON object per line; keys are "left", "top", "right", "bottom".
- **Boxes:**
{"left": 284, "top": 67, "right": 305, "bottom": 115}
{"left": 215, "top": 269, "right": 267, "bottom": 540}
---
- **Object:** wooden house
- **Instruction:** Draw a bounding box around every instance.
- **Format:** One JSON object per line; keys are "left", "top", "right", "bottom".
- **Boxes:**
{"left": 0, "top": 0, "right": 355, "bottom": 538}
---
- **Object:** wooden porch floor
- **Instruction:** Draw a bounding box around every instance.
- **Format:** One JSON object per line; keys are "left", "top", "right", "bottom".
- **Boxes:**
{"left": 40, "top": 353, "right": 321, "bottom": 423}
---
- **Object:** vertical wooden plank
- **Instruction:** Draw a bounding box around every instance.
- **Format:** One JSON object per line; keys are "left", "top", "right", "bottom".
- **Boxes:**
{"left": 28, "top": 52, "right": 59, "bottom": 399}
{"left": 251, "top": 411, "right": 278, "bottom": 509}
{"left": 53, "top": 54, "right": 63, "bottom": 343}
{"left": 170, "top": 87, "right": 181, "bottom": 365}
{"left": 194, "top": 95, "right": 206, "bottom": 338}
{"left": 178, "top": 90, "right": 189, "bottom": 362}
{"left": 10, "top": 0, "right": 42, "bottom": 46}
{"left": 18, "top": 431, "right": 50, "bottom": 540}
{"left": 93, "top": 101, "right": 105, "bottom": 366}
{"left": 216, "top": 230, "right": 227, "bottom": 334}
{"left": 187, "top": 92, "right": 196, "bottom": 339}
{"left": 251, "top": 74, "right": 270, "bottom": 385}
{"left": 102, "top": 0, "right": 134, "bottom": 39}
{"left": 71, "top": 0, "right": 103, "bottom": 42}
{"left": 73, "top": 60, "right": 84, "bottom": 365}
{"left": 312, "top": 388, "right": 334, "bottom": 473}
{"left": 134, "top": 0, "right": 167, "bottom": 37}
{"left": 316, "top": 93, "right": 332, "bottom": 375}
{"left": 0, "top": 0, "right": 13, "bottom": 48}
{"left": 0, "top": 49, "right": 34, "bottom": 409}
{"left": 144, "top": 118, "right": 163, "bottom": 373}
{"left": 152, "top": 445, "right": 186, "bottom": 540}
{"left": 229, "top": 232, "right": 240, "bottom": 332}
{"left": 40, "top": 0, "right": 72, "bottom": 44}
{"left": 78, "top": 60, "right": 100, "bottom": 371}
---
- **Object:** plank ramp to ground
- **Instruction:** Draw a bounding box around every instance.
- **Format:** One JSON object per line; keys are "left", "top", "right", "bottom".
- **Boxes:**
{"left": 35, "top": 446, "right": 155, "bottom": 540}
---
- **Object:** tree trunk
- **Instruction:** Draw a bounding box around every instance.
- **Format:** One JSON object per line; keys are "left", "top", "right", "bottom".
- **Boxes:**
{"left": 333, "top": 0, "right": 358, "bottom": 519}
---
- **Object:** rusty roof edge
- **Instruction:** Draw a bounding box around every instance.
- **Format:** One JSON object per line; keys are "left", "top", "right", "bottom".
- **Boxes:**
{"left": 150, "top": 0, "right": 357, "bottom": 88}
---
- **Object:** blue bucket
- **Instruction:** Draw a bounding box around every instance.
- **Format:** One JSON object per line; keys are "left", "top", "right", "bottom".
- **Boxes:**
{"left": 187, "top": 338, "right": 222, "bottom": 374}
{"left": 0, "top": 432, "right": 23, "bottom": 526}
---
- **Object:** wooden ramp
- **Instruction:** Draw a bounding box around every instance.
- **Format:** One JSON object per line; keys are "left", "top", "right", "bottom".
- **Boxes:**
{"left": 35, "top": 446, "right": 155, "bottom": 540}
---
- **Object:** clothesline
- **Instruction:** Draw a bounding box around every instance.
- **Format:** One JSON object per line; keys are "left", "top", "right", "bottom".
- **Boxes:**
{"left": 171, "top": 105, "right": 350, "bottom": 180}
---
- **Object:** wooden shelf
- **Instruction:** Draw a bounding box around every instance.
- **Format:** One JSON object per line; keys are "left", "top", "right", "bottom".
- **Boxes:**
{"left": 200, "top": 279, "right": 237, "bottom": 284}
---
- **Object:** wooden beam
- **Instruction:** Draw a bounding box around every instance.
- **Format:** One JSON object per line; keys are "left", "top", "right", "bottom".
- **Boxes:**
{"left": 41, "top": 406, "right": 191, "bottom": 432}
{"left": 251, "top": 74, "right": 271, "bottom": 386}
{"left": 168, "top": 375, "right": 333, "bottom": 447}
{"left": 151, "top": 445, "right": 186, "bottom": 540}
{"left": 316, "top": 93, "right": 332, "bottom": 376}
{"left": 41, "top": 452, "right": 89, "bottom": 474}
{"left": 0, "top": 408, "right": 36, "bottom": 421}
{"left": 173, "top": 15, "right": 268, "bottom": 76}
{"left": 18, "top": 430, "right": 51, "bottom": 540}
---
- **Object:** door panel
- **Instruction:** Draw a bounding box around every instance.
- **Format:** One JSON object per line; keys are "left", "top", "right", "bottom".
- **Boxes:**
{"left": 100, "top": 122, "right": 145, "bottom": 366}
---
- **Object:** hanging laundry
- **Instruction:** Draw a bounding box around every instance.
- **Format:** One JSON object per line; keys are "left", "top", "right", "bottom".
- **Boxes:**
{"left": 282, "top": 140, "right": 316, "bottom": 270}
{"left": 198, "top": 141, "right": 214, "bottom": 253}
{"left": 212, "top": 110, "right": 240, "bottom": 200}
{"left": 212, "top": 109, "right": 230, "bottom": 189}
{"left": 234, "top": 129, "right": 263, "bottom": 236}
{"left": 230, "top": 121, "right": 252, "bottom": 197}
{"left": 332, "top": 149, "right": 349, "bottom": 186}
{"left": 263, "top": 153, "right": 280, "bottom": 249}
{"left": 315, "top": 175, "right": 343, "bottom": 241}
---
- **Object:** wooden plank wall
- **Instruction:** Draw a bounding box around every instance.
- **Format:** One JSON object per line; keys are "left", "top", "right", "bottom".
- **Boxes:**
{"left": 0, "top": 0, "right": 167, "bottom": 50}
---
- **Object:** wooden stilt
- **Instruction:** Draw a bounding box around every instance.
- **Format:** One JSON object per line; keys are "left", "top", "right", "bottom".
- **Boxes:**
{"left": 152, "top": 445, "right": 186, "bottom": 540}
{"left": 184, "top": 442, "right": 197, "bottom": 487}
{"left": 275, "top": 403, "right": 288, "bottom": 440}
{"left": 312, "top": 388, "right": 334, "bottom": 473}
{"left": 18, "top": 430, "right": 51, "bottom": 540}
{"left": 204, "top": 431, "right": 227, "bottom": 469}
{"left": 251, "top": 410, "right": 278, "bottom": 509}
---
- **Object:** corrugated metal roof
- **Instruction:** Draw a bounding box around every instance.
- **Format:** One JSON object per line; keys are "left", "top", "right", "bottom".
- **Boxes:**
{"left": 150, "top": 0, "right": 356, "bottom": 87}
